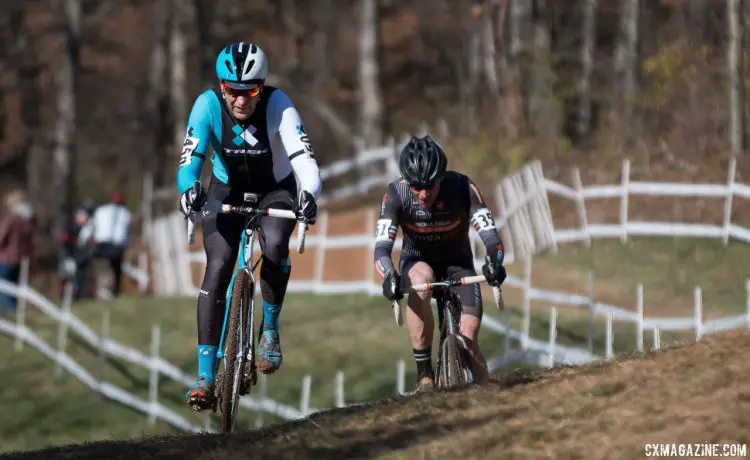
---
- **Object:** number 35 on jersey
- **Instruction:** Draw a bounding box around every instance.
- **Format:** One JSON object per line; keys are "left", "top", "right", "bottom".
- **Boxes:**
{"left": 470, "top": 208, "right": 496, "bottom": 232}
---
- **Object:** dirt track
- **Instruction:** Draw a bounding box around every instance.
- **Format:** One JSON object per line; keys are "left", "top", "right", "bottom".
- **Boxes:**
{"left": 8, "top": 328, "right": 750, "bottom": 459}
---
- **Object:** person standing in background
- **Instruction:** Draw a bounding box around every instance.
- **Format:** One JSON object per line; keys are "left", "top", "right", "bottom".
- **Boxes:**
{"left": 58, "top": 200, "right": 94, "bottom": 299}
{"left": 78, "top": 192, "right": 132, "bottom": 298}
{"left": 0, "top": 189, "right": 37, "bottom": 314}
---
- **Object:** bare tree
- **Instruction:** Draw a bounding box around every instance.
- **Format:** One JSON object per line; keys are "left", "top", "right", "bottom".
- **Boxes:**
{"left": 528, "top": 0, "right": 558, "bottom": 143}
{"left": 729, "top": 0, "right": 745, "bottom": 155}
{"left": 194, "top": 0, "right": 215, "bottom": 90}
{"left": 504, "top": 0, "right": 530, "bottom": 136}
{"left": 577, "top": 0, "right": 597, "bottom": 138}
{"left": 358, "top": 0, "right": 384, "bottom": 147}
{"left": 169, "top": 0, "right": 189, "bottom": 171}
{"left": 313, "top": 0, "right": 333, "bottom": 91}
{"left": 613, "top": 0, "right": 639, "bottom": 140}
{"left": 466, "top": 4, "right": 481, "bottom": 136}
{"left": 53, "top": 0, "right": 82, "bottom": 222}
{"left": 480, "top": 1, "right": 500, "bottom": 102}
{"left": 281, "top": 0, "right": 299, "bottom": 77}
{"left": 147, "top": 0, "right": 170, "bottom": 182}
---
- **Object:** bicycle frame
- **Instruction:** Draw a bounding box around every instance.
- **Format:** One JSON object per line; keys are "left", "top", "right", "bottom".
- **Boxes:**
{"left": 186, "top": 198, "right": 308, "bottom": 365}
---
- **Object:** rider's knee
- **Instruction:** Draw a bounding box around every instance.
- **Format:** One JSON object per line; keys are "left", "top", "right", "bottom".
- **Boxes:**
{"left": 406, "top": 262, "right": 434, "bottom": 301}
{"left": 260, "top": 224, "right": 294, "bottom": 263}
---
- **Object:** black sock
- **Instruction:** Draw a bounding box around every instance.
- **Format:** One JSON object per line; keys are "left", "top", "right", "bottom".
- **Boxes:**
{"left": 413, "top": 347, "right": 433, "bottom": 378}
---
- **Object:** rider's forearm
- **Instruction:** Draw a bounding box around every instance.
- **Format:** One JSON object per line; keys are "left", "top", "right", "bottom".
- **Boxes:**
{"left": 290, "top": 155, "right": 322, "bottom": 200}
{"left": 374, "top": 248, "right": 395, "bottom": 279}
{"left": 177, "top": 156, "right": 205, "bottom": 194}
{"left": 470, "top": 208, "right": 505, "bottom": 265}
{"left": 467, "top": 178, "right": 505, "bottom": 265}
{"left": 478, "top": 227, "right": 505, "bottom": 265}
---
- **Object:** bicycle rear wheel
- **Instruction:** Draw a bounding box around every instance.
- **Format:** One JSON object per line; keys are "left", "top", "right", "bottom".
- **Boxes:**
{"left": 219, "top": 269, "right": 251, "bottom": 434}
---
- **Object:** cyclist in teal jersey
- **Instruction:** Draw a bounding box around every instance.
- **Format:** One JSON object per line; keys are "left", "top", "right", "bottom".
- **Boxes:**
{"left": 177, "top": 42, "right": 321, "bottom": 411}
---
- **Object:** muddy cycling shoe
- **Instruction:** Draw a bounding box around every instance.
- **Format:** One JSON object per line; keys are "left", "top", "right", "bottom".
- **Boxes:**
{"left": 186, "top": 376, "right": 216, "bottom": 412}
{"left": 257, "top": 328, "right": 283, "bottom": 375}
{"left": 415, "top": 375, "right": 436, "bottom": 393}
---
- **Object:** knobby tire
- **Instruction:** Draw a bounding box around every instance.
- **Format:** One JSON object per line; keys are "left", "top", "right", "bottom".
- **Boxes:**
{"left": 220, "top": 269, "right": 251, "bottom": 434}
{"left": 441, "top": 296, "right": 473, "bottom": 389}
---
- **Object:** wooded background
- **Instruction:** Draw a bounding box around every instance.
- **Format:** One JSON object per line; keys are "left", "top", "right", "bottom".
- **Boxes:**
{"left": 1, "top": 0, "right": 748, "bottom": 258}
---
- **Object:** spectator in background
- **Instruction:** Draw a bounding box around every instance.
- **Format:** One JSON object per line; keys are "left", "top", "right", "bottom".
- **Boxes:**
{"left": 58, "top": 200, "right": 94, "bottom": 299}
{"left": 0, "top": 189, "right": 36, "bottom": 314}
{"left": 78, "top": 192, "right": 132, "bottom": 298}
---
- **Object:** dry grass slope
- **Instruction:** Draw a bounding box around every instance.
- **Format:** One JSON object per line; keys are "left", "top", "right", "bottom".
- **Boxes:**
{"left": 6, "top": 329, "right": 750, "bottom": 460}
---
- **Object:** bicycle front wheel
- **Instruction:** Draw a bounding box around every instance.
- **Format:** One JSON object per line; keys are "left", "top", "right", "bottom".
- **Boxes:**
{"left": 220, "top": 269, "right": 252, "bottom": 434}
{"left": 441, "top": 334, "right": 471, "bottom": 388}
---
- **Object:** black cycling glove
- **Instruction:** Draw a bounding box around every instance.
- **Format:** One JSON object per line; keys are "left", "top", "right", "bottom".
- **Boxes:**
{"left": 179, "top": 181, "right": 207, "bottom": 217}
{"left": 381, "top": 270, "right": 404, "bottom": 302}
{"left": 295, "top": 190, "right": 317, "bottom": 224}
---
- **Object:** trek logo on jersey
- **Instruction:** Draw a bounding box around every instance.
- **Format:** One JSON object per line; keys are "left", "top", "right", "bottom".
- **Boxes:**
{"left": 179, "top": 127, "right": 200, "bottom": 166}
{"left": 226, "top": 123, "right": 268, "bottom": 156}
{"left": 231, "top": 124, "right": 259, "bottom": 146}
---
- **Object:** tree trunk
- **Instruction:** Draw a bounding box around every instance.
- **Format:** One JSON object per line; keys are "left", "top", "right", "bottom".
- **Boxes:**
{"left": 613, "top": 0, "right": 639, "bottom": 141}
{"left": 169, "top": 0, "right": 188, "bottom": 176}
{"left": 528, "top": 0, "right": 557, "bottom": 143}
{"left": 494, "top": 0, "right": 515, "bottom": 136}
{"left": 729, "top": 0, "right": 745, "bottom": 155}
{"left": 281, "top": 0, "right": 299, "bottom": 77}
{"left": 313, "top": 0, "right": 333, "bottom": 91}
{"left": 149, "top": 0, "right": 170, "bottom": 184}
{"left": 466, "top": 5, "right": 481, "bottom": 137}
{"left": 506, "top": 0, "right": 529, "bottom": 136}
{"left": 577, "top": 0, "right": 597, "bottom": 139}
{"left": 358, "top": 0, "right": 384, "bottom": 147}
{"left": 480, "top": 1, "right": 501, "bottom": 110}
{"left": 53, "top": 0, "right": 81, "bottom": 223}
{"left": 193, "top": 0, "right": 215, "bottom": 90}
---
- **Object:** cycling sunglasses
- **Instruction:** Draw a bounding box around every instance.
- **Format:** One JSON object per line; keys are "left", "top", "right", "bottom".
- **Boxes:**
{"left": 407, "top": 179, "right": 439, "bottom": 192}
{"left": 221, "top": 82, "right": 263, "bottom": 98}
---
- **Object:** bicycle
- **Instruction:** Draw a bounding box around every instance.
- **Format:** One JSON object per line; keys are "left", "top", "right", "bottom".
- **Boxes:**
{"left": 186, "top": 185, "right": 308, "bottom": 434}
{"left": 391, "top": 256, "right": 504, "bottom": 389}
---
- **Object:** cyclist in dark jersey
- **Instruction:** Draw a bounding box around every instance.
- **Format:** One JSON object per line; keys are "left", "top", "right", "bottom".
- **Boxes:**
{"left": 177, "top": 42, "right": 321, "bottom": 411}
{"left": 373, "top": 135, "right": 507, "bottom": 391}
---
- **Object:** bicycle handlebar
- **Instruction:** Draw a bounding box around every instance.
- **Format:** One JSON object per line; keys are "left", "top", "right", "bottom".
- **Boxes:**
{"left": 186, "top": 203, "right": 309, "bottom": 254}
{"left": 391, "top": 274, "right": 504, "bottom": 327}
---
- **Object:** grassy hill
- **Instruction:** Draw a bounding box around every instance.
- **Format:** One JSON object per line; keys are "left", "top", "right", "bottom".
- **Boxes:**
{"left": 5, "top": 326, "right": 750, "bottom": 459}
{"left": 3, "top": 234, "right": 749, "bottom": 455}
{"left": 0, "top": 291, "right": 590, "bottom": 455}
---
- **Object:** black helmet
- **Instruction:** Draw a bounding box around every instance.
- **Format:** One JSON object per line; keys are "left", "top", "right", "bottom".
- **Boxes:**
{"left": 398, "top": 135, "right": 447, "bottom": 188}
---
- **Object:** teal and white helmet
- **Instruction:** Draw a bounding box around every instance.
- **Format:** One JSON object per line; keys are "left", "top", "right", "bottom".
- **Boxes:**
{"left": 215, "top": 42, "right": 268, "bottom": 89}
